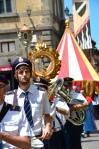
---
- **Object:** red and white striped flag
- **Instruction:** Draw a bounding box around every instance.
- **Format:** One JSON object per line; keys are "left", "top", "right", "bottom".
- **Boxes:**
{"left": 73, "top": 0, "right": 92, "bottom": 49}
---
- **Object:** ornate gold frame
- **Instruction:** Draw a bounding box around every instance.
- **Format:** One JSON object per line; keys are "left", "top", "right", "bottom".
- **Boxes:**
{"left": 28, "top": 43, "right": 61, "bottom": 80}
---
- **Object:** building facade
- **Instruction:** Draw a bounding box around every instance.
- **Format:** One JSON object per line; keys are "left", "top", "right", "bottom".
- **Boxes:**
{"left": 0, "top": 0, "right": 65, "bottom": 89}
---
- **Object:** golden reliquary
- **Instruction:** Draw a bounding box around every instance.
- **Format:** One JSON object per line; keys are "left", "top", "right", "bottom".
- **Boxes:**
{"left": 28, "top": 42, "right": 61, "bottom": 80}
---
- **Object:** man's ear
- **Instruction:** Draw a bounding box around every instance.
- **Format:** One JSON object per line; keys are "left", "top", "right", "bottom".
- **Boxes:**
{"left": 14, "top": 72, "right": 18, "bottom": 80}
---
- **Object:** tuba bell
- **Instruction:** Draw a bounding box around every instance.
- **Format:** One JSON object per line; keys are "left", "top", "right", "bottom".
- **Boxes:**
{"left": 48, "top": 79, "right": 86, "bottom": 126}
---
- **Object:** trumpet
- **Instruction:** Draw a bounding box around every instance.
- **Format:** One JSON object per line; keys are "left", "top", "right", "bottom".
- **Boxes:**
{"left": 48, "top": 79, "right": 86, "bottom": 126}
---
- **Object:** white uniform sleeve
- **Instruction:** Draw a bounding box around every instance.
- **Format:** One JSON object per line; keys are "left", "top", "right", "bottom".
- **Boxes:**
{"left": 70, "top": 91, "right": 87, "bottom": 104}
{"left": 42, "top": 91, "right": 51, "bottom": 114}
{"left": 53, "top": 97, "right": 70, "bottom": 120}
{"left": 54, "top": 97, "right": 69, "bottom": 112}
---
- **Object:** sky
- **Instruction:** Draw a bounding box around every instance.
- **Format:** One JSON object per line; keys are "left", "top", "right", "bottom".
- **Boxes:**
{"left": 64, "top": 0, "right": 99, "bottom": 49}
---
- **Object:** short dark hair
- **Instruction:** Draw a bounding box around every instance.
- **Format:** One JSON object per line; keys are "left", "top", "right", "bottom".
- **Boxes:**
{"left": 63, "top": 77, "right": 74, "bottom": 86}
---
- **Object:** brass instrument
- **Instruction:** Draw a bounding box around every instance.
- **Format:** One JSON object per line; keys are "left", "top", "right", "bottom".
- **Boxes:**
{"left": 48, "top": 79, "right": 64, "bottom": 99}
{"left": 48, "top": 79, "right": 86, "bottom": 126}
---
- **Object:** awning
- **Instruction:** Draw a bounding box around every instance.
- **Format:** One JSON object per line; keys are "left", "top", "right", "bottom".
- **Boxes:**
{"left": 0, "top": 64, "right": 12, "bottom": 71}
{"left": 56, "top": 20, "right": 99, "bottom": 81}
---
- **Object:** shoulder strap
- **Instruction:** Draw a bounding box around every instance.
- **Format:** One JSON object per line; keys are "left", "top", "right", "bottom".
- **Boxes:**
{"left": 0, "top": 102, "right": 11, "bottom": 122}
{"left": 13, "top": 89, "right": 18, "bottom": 106}
{"left": 55, "top": 114, "right": 64, "bottom": 130}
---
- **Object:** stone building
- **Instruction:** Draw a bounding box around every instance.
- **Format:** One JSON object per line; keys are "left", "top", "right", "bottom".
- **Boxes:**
{"left": 0, "top": 0, "right": 65, "bottom": 89}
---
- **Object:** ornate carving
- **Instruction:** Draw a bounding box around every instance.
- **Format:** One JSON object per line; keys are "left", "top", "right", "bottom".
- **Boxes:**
{"left": 28, "top": 42, "right": 61, "bottom": 80}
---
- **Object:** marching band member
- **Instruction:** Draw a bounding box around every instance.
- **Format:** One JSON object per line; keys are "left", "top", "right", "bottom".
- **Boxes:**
{"left": 5, "top": 57, "right": 52, "bottom": 148}
{"left": 64, "top": 77, "right": 88, "bottom": 149}
{"left": 33, "top": 77, "right": 70, "bottom": 149}
{"left": 48, "top": 96, "right": 70, "bottom": 149}
{"left": 0, "top": 75, "right": 33, "bottom": 149}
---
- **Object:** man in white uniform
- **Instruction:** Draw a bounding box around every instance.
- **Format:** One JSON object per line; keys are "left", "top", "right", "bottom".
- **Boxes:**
{"left": 64, "top": 77, "right": 88, "bottom": 149}
{"left": 48, "top": 96, "right": 70, "bottom": 149}
{"left": 0, "top": 75, "right": 33, "bottom": 149}
{"left": 33, "top": 78, "right": 70, "bottom": 149}
{"left": 5, "top": 57, "right": 52, "bottom": 147}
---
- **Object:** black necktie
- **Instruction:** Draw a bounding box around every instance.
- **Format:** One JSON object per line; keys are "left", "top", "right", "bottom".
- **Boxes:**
{"left": 24, "top": 92, "right": 34, "bottom": 128}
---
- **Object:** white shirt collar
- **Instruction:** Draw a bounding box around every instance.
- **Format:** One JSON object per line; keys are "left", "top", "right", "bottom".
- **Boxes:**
{"left": 17, "top": 84, "right": 37, "bottom": 97}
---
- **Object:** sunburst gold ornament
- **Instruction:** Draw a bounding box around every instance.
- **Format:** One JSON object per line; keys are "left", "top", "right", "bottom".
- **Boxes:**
{"left": 28, "top": 42, "right": 61, "bottom": 80}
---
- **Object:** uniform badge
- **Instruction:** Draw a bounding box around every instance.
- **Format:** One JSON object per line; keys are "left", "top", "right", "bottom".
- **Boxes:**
{"left": 18, "top": 57, "right": 23, "bottom": 62}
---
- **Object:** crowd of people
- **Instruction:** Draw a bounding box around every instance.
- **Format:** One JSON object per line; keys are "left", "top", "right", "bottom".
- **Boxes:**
{"left": 0, "top": 56, "right": 99, "bottom": 149}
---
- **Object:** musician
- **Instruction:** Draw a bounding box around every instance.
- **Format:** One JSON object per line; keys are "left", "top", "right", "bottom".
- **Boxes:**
{"left": 64, "top": 77, "right": 88, "bottom": 149}
{"left": 5, "top": 57, "right": 52, "bottom": 148}
{"left": 33, "top": 77, "right": 70, "bottom": 149}
{"left": 0, "top": 75, "right": 33, "bottom": 149}
{"left": 48, "top": 96, "right": 70, "bottom": 149}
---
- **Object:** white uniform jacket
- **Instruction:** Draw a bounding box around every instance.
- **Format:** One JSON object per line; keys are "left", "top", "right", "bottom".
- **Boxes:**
{"left": 5, "top": 84, "right": 51, "bottom": 136}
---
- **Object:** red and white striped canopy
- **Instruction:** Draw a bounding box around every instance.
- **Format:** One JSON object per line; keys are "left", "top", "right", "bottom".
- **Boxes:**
{"left": 56, "top": 23, "right": 99, "bottom": 81}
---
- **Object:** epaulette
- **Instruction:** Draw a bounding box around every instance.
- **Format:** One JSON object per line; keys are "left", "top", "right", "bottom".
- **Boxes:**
{"left": 37, "top": 86, "right": 46, "bottom": 91}
{"left": 6, "top": 90, "right": 16, "bottom": 95}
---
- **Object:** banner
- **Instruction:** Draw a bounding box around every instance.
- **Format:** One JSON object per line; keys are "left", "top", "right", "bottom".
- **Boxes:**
{"left": 73, "top": 0, "right": 92, "bottom": 49}
{"left": 0, "top": 65, "right": 12, "bottom": 71}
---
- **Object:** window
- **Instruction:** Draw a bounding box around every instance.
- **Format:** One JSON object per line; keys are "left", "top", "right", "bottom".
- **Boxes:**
{"left": 57, "top": 0, "right": 63, "bottom": 18}
{"left": 0, "top": 0, "right": 12, "bottom": 14}
{"left": 0, "top": 41, "right": 15, "bottom": 53}
{"left": 53, "top": 0, "right": 63, "bottom": 19}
